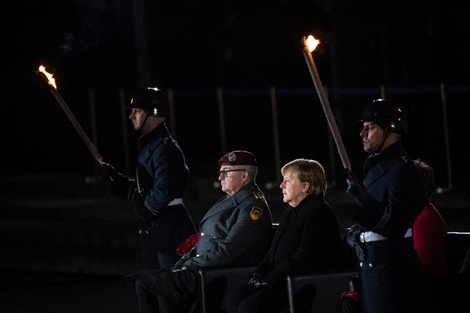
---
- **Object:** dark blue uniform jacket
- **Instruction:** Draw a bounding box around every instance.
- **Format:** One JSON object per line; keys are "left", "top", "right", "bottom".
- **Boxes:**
{"left": 354, "top": 141, "right": 425, "bottom": 238}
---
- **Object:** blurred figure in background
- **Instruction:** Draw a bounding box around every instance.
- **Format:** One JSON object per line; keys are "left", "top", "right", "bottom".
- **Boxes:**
{"left": 413, "top": 159, "right": 447, "bottom": 277}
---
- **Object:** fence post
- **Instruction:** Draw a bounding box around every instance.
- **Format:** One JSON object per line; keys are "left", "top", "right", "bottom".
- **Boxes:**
{"left": 270, "top": 86, "right": 282, "bottom": 184}
{"left": 167, "top": 88, "right": 177, "bottom": 139}
{"left": 89, "top": 88, "right": 99, "bottom": 176}
{"left": 217, "top": 87, "right": 227, "bottom": 154}
{"left": 439, "top": 83, "right": 453, "bottom": 192}
{"left": 119, "top": 88, "right": 131, "bottom": 175}
{"left": 380, "top": 84, "right": 386, "bottom": 98}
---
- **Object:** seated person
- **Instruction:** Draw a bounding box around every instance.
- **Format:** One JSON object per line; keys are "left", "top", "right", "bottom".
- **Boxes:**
{"left": 227, "top": 158, "right": 349, "bottom": 313}
{"left": 127, "top": 150, "right": 273, "bottom": 313}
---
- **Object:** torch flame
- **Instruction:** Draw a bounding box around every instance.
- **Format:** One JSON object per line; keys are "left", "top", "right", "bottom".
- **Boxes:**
{"left": 306, "top": 35, "right": 320, "bottom": 52}
{"left": 38, "top": 65, "right": 57, "bottom": 89}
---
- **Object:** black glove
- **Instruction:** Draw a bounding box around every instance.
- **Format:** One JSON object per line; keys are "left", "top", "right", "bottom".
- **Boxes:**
{"left": 345, "top": 169, "right": 367, "bottom": 207}
{"left": 248, "top": 273, "right": 267, "bottom": 290}
{"left": 171, "top": 257, "right": 186, "bottom": 271}
{"left": 100, "top": 162, "right": 119, "bottom": 182}
{"left": 171, "top": 246, "right": 197, "bottom": 271}
{"left": 346, "top": 224, "right": 367, "bottom": 262}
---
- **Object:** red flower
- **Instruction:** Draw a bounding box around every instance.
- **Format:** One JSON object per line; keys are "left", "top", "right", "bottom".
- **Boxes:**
{"left": 176, "top": 233, "right": 200, "bottom": 256}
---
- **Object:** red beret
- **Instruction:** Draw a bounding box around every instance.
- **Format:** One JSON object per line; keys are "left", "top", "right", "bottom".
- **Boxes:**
{"left": 218, "top": 150, "right": 257, "bottom": 166}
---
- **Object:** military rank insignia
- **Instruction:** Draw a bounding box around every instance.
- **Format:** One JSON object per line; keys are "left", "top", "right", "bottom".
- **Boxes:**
{"left": 253, "top": 191, "right": 265, "bottom": 202}
{"left": 250, "top": 206, "right": 263, "bottom": 220}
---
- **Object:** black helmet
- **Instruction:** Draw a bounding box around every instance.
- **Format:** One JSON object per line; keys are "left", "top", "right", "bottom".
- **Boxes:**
{"left": 360, "top": 99, "right": 408, "bottom": 134}
{"left": 129, "top": 87, "right": 169, "bottom": 117}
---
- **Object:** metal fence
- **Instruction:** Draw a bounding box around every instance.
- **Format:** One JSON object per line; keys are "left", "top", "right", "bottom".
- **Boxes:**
{"left": 86, "top": 84, "right": 470, "bottom": 192}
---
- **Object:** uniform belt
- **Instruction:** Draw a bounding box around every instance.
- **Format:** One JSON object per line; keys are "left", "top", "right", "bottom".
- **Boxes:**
{"left": 360, "top": 228, "right": 412, "bottom": 243}
{"left": 168, "top": 198, "right": 183, "bottom": 206}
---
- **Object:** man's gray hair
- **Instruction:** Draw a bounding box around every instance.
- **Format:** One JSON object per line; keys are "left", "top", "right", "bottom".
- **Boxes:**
{"left": 245, "top": 165, "right": 258, "bottom": 181}
{"left": 234, "top": 164, "right": 257, "bottom": 181}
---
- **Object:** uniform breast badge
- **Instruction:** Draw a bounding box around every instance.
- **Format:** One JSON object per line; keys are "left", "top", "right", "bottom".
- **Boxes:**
{"left": 250, "top": 206, "right": 263, "bottom": 220}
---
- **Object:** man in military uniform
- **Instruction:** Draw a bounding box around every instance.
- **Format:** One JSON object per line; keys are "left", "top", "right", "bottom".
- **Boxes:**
{"left": 129, "top": 150, "right": 273, "bottom": 313}
{"left": 101, "top": 87, "right": 196, "bottom": 271}
{"left": 345, "top": 99, "right": 435, "bottom": 313}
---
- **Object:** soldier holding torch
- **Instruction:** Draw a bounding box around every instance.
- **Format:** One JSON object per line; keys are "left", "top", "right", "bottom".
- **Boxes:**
{"left": 101, "top": 87, "right": 196, "bottom": 273}
{"left": 345, "top": 99, "right": 435, "bottom": 313}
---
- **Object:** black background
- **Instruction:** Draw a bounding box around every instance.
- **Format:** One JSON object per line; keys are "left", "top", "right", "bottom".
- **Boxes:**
{"left": 3, "top": 0, "right": 470, "bottom": 191}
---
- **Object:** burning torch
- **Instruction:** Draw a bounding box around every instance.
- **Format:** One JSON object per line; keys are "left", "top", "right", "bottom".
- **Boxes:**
{"left": 302, "top": 35, "right": 351, "bottom": 170}
{"left": 38, "top": 65, "right": 103, "bottom": 165}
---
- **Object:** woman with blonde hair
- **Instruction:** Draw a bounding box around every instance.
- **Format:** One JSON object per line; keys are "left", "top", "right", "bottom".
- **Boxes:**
{"left": 228, "top": 158, "right": 349, "bottom": 313}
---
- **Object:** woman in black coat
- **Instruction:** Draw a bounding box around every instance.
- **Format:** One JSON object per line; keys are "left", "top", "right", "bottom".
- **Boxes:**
{"left": 227, "top": 159, "right": 349, "bottom": 313}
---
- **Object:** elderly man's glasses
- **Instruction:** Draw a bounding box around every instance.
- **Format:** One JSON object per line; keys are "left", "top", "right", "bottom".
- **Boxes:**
{"left": 218, "top": 169, "right": 247, "bottom": 177}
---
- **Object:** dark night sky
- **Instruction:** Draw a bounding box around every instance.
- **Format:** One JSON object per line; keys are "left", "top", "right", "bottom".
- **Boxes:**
{"left": 3, "top": 0, "right": 470, "bottom": 190}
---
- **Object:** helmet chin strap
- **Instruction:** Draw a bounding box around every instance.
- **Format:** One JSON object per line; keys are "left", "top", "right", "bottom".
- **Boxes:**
{"left": 137, "top": 111, "right": 150, "bottom": 133}
{"left": 374, "top": 127, "right": 390, "bottom": 154}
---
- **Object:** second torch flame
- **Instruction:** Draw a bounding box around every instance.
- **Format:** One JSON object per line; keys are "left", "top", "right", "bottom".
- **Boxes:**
{"left": 306, "top": 35, "right": 320, "bottom": 52}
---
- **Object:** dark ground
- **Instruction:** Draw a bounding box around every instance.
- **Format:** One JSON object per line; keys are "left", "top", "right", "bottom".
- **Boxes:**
{"left": 0, "top": 175, "right": 469, "bottom": 313}
{"left": 0, "top": 269, "right": 137, "bottom": 313}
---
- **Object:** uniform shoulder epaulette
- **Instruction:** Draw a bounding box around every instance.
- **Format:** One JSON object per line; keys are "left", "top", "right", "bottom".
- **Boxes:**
{"left": 163, "top": 136, "right": 173, "bottom": 145}
{"left": 401, "top": 155, "right": 412, "bottom": 163}
{"left": 253, "top": 191, "right": 265, "bottom": 202}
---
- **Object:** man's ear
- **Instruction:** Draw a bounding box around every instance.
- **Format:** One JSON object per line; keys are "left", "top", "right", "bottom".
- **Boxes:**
{"left": 387, "top": 131, "right": 400, "bottom": 142}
